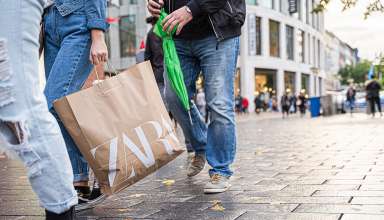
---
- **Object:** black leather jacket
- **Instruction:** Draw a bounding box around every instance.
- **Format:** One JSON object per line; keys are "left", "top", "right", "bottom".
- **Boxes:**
{"left": 164, "top": 0, "right": 246, "bottom": 41}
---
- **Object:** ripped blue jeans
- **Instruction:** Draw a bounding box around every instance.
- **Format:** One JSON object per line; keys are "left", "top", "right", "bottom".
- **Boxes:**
{"left": 0, "top": 0, "right": 77, "bottom": 214}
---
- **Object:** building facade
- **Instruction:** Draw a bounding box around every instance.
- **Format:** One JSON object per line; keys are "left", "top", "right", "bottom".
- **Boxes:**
{"left": 324, "top": 31, "right": 359, "bottom": 90}
{"left": 106, "top": 0, "right": 148, "bottom": 71}
{"left": 240, "top": 0, "right": 326, "bottom": 110}
{"left": 106, "top": 0, "right": 331, "bottom": 111}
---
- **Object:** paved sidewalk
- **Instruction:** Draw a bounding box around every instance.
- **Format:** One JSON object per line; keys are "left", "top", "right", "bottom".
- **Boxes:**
{"left": 1, "top": 113, "right": 384, "bottom": 219}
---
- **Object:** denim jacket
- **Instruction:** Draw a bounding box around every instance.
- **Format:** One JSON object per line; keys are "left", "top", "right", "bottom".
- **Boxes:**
{"left": 54, "top": 0, "right": 108, "bottom": 31}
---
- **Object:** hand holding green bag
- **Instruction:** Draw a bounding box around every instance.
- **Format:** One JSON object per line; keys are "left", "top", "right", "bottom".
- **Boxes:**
{"left": 153, "top": 9, "right": 192, "bottom": 123}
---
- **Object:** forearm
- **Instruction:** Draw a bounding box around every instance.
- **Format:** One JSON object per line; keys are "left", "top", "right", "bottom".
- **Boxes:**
{"left": 91, "top": 29, "right": 105, "bottom": 42}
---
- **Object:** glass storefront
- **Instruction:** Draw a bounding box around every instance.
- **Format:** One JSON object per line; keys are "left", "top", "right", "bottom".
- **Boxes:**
{"left": 255, "top": 69, "right": 277, "bottom": 95}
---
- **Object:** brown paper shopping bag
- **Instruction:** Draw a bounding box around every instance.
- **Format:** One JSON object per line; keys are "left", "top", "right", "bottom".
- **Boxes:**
{"left": 54, "top": 61, "right": 184, "bottom": 195}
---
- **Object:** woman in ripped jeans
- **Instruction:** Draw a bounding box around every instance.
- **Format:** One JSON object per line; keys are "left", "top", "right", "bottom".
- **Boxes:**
{"left": 0, "top": 0, "right": 77, "bottom": 219}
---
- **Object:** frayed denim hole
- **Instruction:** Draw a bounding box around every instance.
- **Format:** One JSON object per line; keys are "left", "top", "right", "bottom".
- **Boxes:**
{"left": 0, "top": 121, "right": 42, "bottom": 178}
{"left": 0, "top": 39, "right": 14, "bottom": 107}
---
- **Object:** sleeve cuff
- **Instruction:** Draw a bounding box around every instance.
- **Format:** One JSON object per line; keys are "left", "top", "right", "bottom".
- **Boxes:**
{"left": 187, "top": 0, "right": 202, "bottom": 17}
{"left": 87, "top": 19, "right": 110, "bottom": 31}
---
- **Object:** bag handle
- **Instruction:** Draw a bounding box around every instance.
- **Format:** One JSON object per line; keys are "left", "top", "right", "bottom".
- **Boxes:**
{"left": 93, "top": 60, "right": 119, "bottom": 81}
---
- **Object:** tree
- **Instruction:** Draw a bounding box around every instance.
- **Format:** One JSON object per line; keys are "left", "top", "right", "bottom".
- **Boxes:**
{"left": 313, "top": 0, "right": 384, "bottom": 18}
{"left": 338, "top": 60, "right": 372, "bottom": 85}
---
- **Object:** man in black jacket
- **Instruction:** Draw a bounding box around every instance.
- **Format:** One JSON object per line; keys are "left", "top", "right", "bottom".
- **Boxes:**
{"left": 148, "top": 0, "right": 245, "bottom": 193}
{"left": 366, "top": 79, "right": 383, "bottom": 117}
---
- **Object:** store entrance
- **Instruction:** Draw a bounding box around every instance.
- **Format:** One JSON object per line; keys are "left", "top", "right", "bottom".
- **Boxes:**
{"left": 254, "top": 69, "right": 277, "bottom": 111}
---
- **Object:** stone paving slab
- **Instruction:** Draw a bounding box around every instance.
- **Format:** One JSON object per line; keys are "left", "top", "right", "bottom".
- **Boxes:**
{"left": 294, "top": 204, "right": 384, "bottom": 214}
{"left": 236, "top": 212, "right": 341, "bottom": 220}
{"left": 313, "top": 190, "right": 384, "bottom": 197}
{"left": 351, "top": 197, "right": 384, "bottom": 205}
{"left": 341, "top": 214, "right": 384, "bottom": 220}
{"left": 1, "top": 114, "right": 384, "bottom": 219}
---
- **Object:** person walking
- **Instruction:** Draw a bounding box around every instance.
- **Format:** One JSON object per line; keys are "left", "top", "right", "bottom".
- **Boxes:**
{"left": 235, "top": 94, "right": 243, "bottom": 114}
{"left": 241, "top": 96, "right": 249, "bottom": 114}
{"left": 43, "top": 0, "right": 108, "bottom": 205}
{"left": 366, "top": 79, "right": 382, "bottom": 117}
{"left": 0, "top": 0, "right": 78, "bottom": 219}
{"left": 346, "top": 84, "right": 356, "bottom": 115}
{"left": 254, "top": 94, "right": 263, "bottom": 114}
{"left": 144, "top": 16, "right": 165, "bottom": 99}
{"left": 290, "top": 93, "right": 297, "bottom": 114}
{"left": 281, "top": 93, "right": 290, "bottom": 118}
{"left": 148, "top": 0, "right": 245, "bottom": 193}
{"left": 298, "top": 92, "right": 307, "bottom": 117}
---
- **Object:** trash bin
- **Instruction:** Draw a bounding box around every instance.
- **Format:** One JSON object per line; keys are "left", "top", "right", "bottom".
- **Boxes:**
{"left": 309, "top": 97, "right": 321, "bottom": 118}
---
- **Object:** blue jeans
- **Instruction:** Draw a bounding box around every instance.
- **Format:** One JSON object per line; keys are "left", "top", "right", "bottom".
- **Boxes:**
{"left": 165, "top": 36, "right": 240, "bottom": 177}
{"left": 0, "top": 0, "right": 77, "bottom": 214}
{"left": 44, "top": 6, "right": 93, "bottom": 182}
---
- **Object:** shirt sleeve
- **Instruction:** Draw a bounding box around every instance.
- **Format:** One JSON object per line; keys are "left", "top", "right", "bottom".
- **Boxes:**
{"left": 85, "top": 0, "right": 109, "bottom": 31}
{"left": 187, "top": 0, "right": 227, "bottom": 17}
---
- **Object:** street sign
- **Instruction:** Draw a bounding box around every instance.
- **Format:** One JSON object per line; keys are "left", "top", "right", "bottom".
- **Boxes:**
{"left": 289, "top": 0, "right": 298, "bottom": 14}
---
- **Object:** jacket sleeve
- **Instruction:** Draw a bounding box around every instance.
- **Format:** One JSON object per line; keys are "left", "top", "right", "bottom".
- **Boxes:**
{"left": 187, "top": 0, "right": 227, "bottom": 18}
{"left": 85, "top": 0, "right": 109, "bottom": 31}
{"left": 144, "top": 33, "right": 152, "bottom": 61}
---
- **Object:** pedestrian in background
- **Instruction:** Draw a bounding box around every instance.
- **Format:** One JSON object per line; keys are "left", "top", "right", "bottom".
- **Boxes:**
{"left": 0, "top": 0, "right": 78, "bottom": 219}
{"left": 281, "top": 92, "right": 290, "bottom": 118}
{"left": 298, "top": 91, "right": 307, "bottom": 117}
{"left": 366, "top": 79, "right": 383, "bottom": 117}
{"left": 43, "top": 0, "right": 108, "bottom": 206}
{"left": 346, "top": 84, "right": 356, "bottom": 115}
{"left": 290, "top": 93, "right": 297, "bottom": 114}
{"left": 148, "top": 0, "right": 245, "bottom": 193}
{"left": 254, "top": 93, "right": 263, "bottom": 114}
{"left": 272, "top": 96, "right": 278, "bottom": 112}
{"left": 242, "top": 96, "right": 249, "bottom": 114}
{"left": 144, "top": 16, "right": 165, "bottom": 99}
{"left": 235, "top": 94, "right": 243, "bottom": 114}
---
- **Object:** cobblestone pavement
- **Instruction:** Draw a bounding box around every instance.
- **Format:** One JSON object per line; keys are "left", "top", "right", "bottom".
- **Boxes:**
{"left": 1, "top": 113, "right": 384, "bottom": 220}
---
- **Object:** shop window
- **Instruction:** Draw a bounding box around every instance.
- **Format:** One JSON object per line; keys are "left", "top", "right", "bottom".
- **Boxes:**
{"left": 301, "top": 73, "right": 310, "bottom": 95}
{"left": 286, "top": 25, "right": 294, "bottom": 60}
{"left": 297, "top": 29, "right": 305, "bottom": 63}
{"left": 269, "top": 20, "right": 280, "bottom": 58}
{"left": 285, "top": 71, "right": 296, "bottom": 94}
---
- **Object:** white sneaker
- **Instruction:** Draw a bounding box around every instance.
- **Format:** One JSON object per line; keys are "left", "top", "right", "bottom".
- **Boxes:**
{"left": 204, "top": 174, "right": 231, "bottom": 194}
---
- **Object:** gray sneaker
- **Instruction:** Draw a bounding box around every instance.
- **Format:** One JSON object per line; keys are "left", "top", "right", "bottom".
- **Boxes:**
{"left": 204, "top": 174, "right": 231, "bottom": 194}
{"left": 187, "top": 154, "right": 206, "bottom": 177}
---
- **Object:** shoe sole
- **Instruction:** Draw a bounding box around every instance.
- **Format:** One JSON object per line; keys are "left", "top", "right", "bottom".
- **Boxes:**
{"left": 187, "top": 169, "right": 204, "bottom": 177}
{"left": 75, "top": 194, "right": 107, "bottom": 212}
{"left": 203, "top": 185, "right": 231, "bottom": 194}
